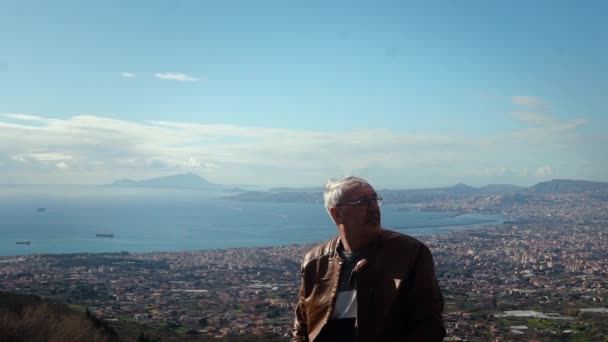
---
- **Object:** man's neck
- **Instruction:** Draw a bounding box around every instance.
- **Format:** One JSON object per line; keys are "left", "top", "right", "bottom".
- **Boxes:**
{"left": 340, "top": 239, "right": 359, "bottom": 253}
{"left": 339, "top": 227, "right": 380, "bottom": 252}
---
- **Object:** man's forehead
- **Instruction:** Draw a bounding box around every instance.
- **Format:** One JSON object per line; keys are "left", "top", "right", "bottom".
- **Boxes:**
{"left": 343, "top": 184, "right": 376, "bottom": 200}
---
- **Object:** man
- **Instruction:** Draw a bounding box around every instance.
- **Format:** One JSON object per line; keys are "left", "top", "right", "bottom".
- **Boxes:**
{"left": 293, "top": 176, "right": 445, "bottom": 341}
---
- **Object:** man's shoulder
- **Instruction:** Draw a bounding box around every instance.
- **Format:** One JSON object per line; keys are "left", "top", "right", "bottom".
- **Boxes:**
{"left": 301, "top": 236, "right": 338, "bottom": 268}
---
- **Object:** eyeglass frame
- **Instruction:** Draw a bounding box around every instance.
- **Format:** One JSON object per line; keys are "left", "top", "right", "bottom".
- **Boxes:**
{"left": 336, "top": 196, "right": 383, "bottom": 208}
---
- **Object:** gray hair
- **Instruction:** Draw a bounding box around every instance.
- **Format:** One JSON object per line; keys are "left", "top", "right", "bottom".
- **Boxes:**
{"left": 323, "top": 176, "right": 371, "bottom": 214}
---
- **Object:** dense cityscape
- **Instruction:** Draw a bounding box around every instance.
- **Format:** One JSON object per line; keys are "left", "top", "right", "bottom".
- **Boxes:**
{"left": 1, "top": 189, "right": 608, "bottom": 341}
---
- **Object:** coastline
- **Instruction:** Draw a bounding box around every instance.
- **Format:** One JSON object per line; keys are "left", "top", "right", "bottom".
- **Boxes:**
{"left": 1, "top": 220, "right": 503, "bottom": 258}
{"left": 392, "top": 219, "right": 501, "bottom": 231}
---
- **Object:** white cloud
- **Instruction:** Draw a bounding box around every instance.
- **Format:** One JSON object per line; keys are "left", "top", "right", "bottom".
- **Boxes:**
{"left": 512, "top": 96, "right": 545, "bottom": 106}
{"left": 0, "top": 114, "right": 479, "bottom": 184}
{"left": 535, "top": 165, "right": 553, "bottom": 177}
{"left": 121, "top": 72, "right": 137, "bottom": 79}
{"left": 11, "top": 155, "right": 26, "bottom": 163}
{"left": 188, "top": 157, "right": 201, "bottom": 168}
{"left": 0, "top": 112, "right": 595, "bottom": 186}
{"left": 154, "top": 72, "right": 200, "bottom": 82}
{"left": 187, "top": 157, "right": 218, "bottom": 169}
{"left": 56, "top": 161, "right": 70, "bottom": 170}
{"left": 31, "top": 152, "right": 73, "bottom": 161}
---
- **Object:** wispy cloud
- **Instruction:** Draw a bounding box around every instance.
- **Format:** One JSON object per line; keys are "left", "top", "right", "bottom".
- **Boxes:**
{"left": 30, "top": 152, "right": 73, "bottom": 161}
{"left": 3, "top": 113, "right": 46, "bottom": 122}
{"left": 154, "top": 72, "right": 200, "bottom": 82}
{"left": 509, "top": 112, "right": 554, "bottom": 125}
{"left": 512, "top": 96, "right": 545, "bottom": 106}
{"left": 505, "top": 96, "right": 585, "bottom": 147}
{"left": 121, "top": 72, "right": 137, "bottom": 79}
{"left": 498, "top": 116, "right": 586, "bottom": 149}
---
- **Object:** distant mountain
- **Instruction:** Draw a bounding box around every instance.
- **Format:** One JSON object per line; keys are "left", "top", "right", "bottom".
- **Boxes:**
{"left": 224, "top": 182, "right": 521, "bottom": 203}
{"left": 109, "top": 173, "right": 215, "bottom": 189}
{"left": 479, "top": 184, "right": 524, "bottom": 193}
{"left": 222, "top": 179, "right": 608, "bottom": 204}
{"left": 268, "top": 186, "right": 323, "bottom": 193}
{"left": 223, "top": 191, "right": 323, "bottom": 203}
{"left": 446, "top": 183, "right": 478, "bottom": 194}
{"left": 110, "top": 179, "right": 138, "bottom": 187}
{"left": 527, "top": 179, "right": 608, "bottom": 194}
{"left": 380, "top": 186, "right": 472, "bottom": 204}
{"left": 492, "top": 180, "right": 608, "bottom": 206}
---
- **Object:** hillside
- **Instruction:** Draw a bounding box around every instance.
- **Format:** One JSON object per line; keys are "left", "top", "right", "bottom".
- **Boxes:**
{"left": 527, "top": 179, "right": 608, "bottom": 194}
{"left": 0, "top": 291, "right": 118, "bottom": 342}
{"left": 0, "top": 291, "right": 287, "bottom": 341}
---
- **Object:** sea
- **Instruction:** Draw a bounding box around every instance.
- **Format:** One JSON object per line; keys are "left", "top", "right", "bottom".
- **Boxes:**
{"left": 0, "top": 186, "right": 503, "bottom": 257}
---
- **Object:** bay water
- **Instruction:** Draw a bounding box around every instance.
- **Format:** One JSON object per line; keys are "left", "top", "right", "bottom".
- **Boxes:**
{"left": 0, "top": 186, "right": 502, "bottom": 257}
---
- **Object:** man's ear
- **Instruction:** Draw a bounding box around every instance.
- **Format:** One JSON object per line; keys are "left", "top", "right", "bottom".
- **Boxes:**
{"left": 329, "top": 207, "right": 342, "bottom": 224}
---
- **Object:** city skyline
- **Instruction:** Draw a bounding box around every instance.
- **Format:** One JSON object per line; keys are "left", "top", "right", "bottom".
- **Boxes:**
{"left": 1, "top": 1, "right": 606, "bottom": 188}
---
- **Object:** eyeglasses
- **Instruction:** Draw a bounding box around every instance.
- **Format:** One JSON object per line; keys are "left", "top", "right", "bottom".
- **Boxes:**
{"left": 336, "top": 196, "right": 383, "bottom": 208}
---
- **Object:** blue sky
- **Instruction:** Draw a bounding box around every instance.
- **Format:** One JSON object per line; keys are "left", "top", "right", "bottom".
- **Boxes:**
{"left": 0, "top": 0, "right": 606, "bottom": 188}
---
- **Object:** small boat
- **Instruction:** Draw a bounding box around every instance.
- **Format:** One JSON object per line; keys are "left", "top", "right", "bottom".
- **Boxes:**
{"left": 36, "top": 208, "right": 46, "bottom": 212}
{"left": 96, "top": 233, "right": 114, "bottom": 238}
{"left": 16, "top": 241, "right": 31, "bottom": 245}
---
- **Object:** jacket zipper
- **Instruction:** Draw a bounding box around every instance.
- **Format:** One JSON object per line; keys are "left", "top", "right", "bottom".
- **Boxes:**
{"left": 352, "top": 259, "right": 368, "bottom": 341}
{"left": 324, "top": 258, "right": 342, "bottom": 325}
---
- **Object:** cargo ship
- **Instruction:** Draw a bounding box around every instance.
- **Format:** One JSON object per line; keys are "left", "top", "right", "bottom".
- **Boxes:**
{"left": 16, "top": 241, "right": 31, "bottom": 245}
{"left": 96, "top": 233, "right": 114, "bottom": 238}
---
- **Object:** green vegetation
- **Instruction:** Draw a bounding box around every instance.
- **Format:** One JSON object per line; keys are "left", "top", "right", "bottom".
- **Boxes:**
{"left": 0, "top": 291, "right": 118, "bottom": 342}
{"left": 528, "top": 318, "right": 555, "bottom": 328}
{"left": 174, "top": 326, "right": 189, "bottom": 335}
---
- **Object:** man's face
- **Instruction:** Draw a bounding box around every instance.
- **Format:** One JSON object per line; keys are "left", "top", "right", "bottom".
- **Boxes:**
{"left": 334, "top": 184, "right": 382, "bottom": 235}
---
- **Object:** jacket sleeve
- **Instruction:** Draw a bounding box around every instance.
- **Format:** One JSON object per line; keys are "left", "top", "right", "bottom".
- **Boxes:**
{"left": 292, "top": 266, "right": 309, "bottom": 342}
{"left": 401, "top": 244, "right": 446, "bottom": 341}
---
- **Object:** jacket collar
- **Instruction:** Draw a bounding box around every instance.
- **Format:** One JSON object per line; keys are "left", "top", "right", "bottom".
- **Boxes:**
{"left": 331, "top": 228, "right": 386, "bottom": 259}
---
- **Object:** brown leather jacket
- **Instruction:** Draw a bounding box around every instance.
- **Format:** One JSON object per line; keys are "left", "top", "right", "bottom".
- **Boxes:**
{"left": 293, "top": 229, "right": 445, "bottom": 341}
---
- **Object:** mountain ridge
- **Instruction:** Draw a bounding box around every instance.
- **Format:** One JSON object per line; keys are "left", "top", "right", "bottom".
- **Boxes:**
{"left": 526, "top": 179, "right": 608, "bottom": 194}
{"left": 223, "top": 179, "right": 608, "bottom": 203}
{"left": 109, "top": 173, "right": 215, "bottom": 189}
{"left": 106, "top": 174, "right": 608, "bottom": 199}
